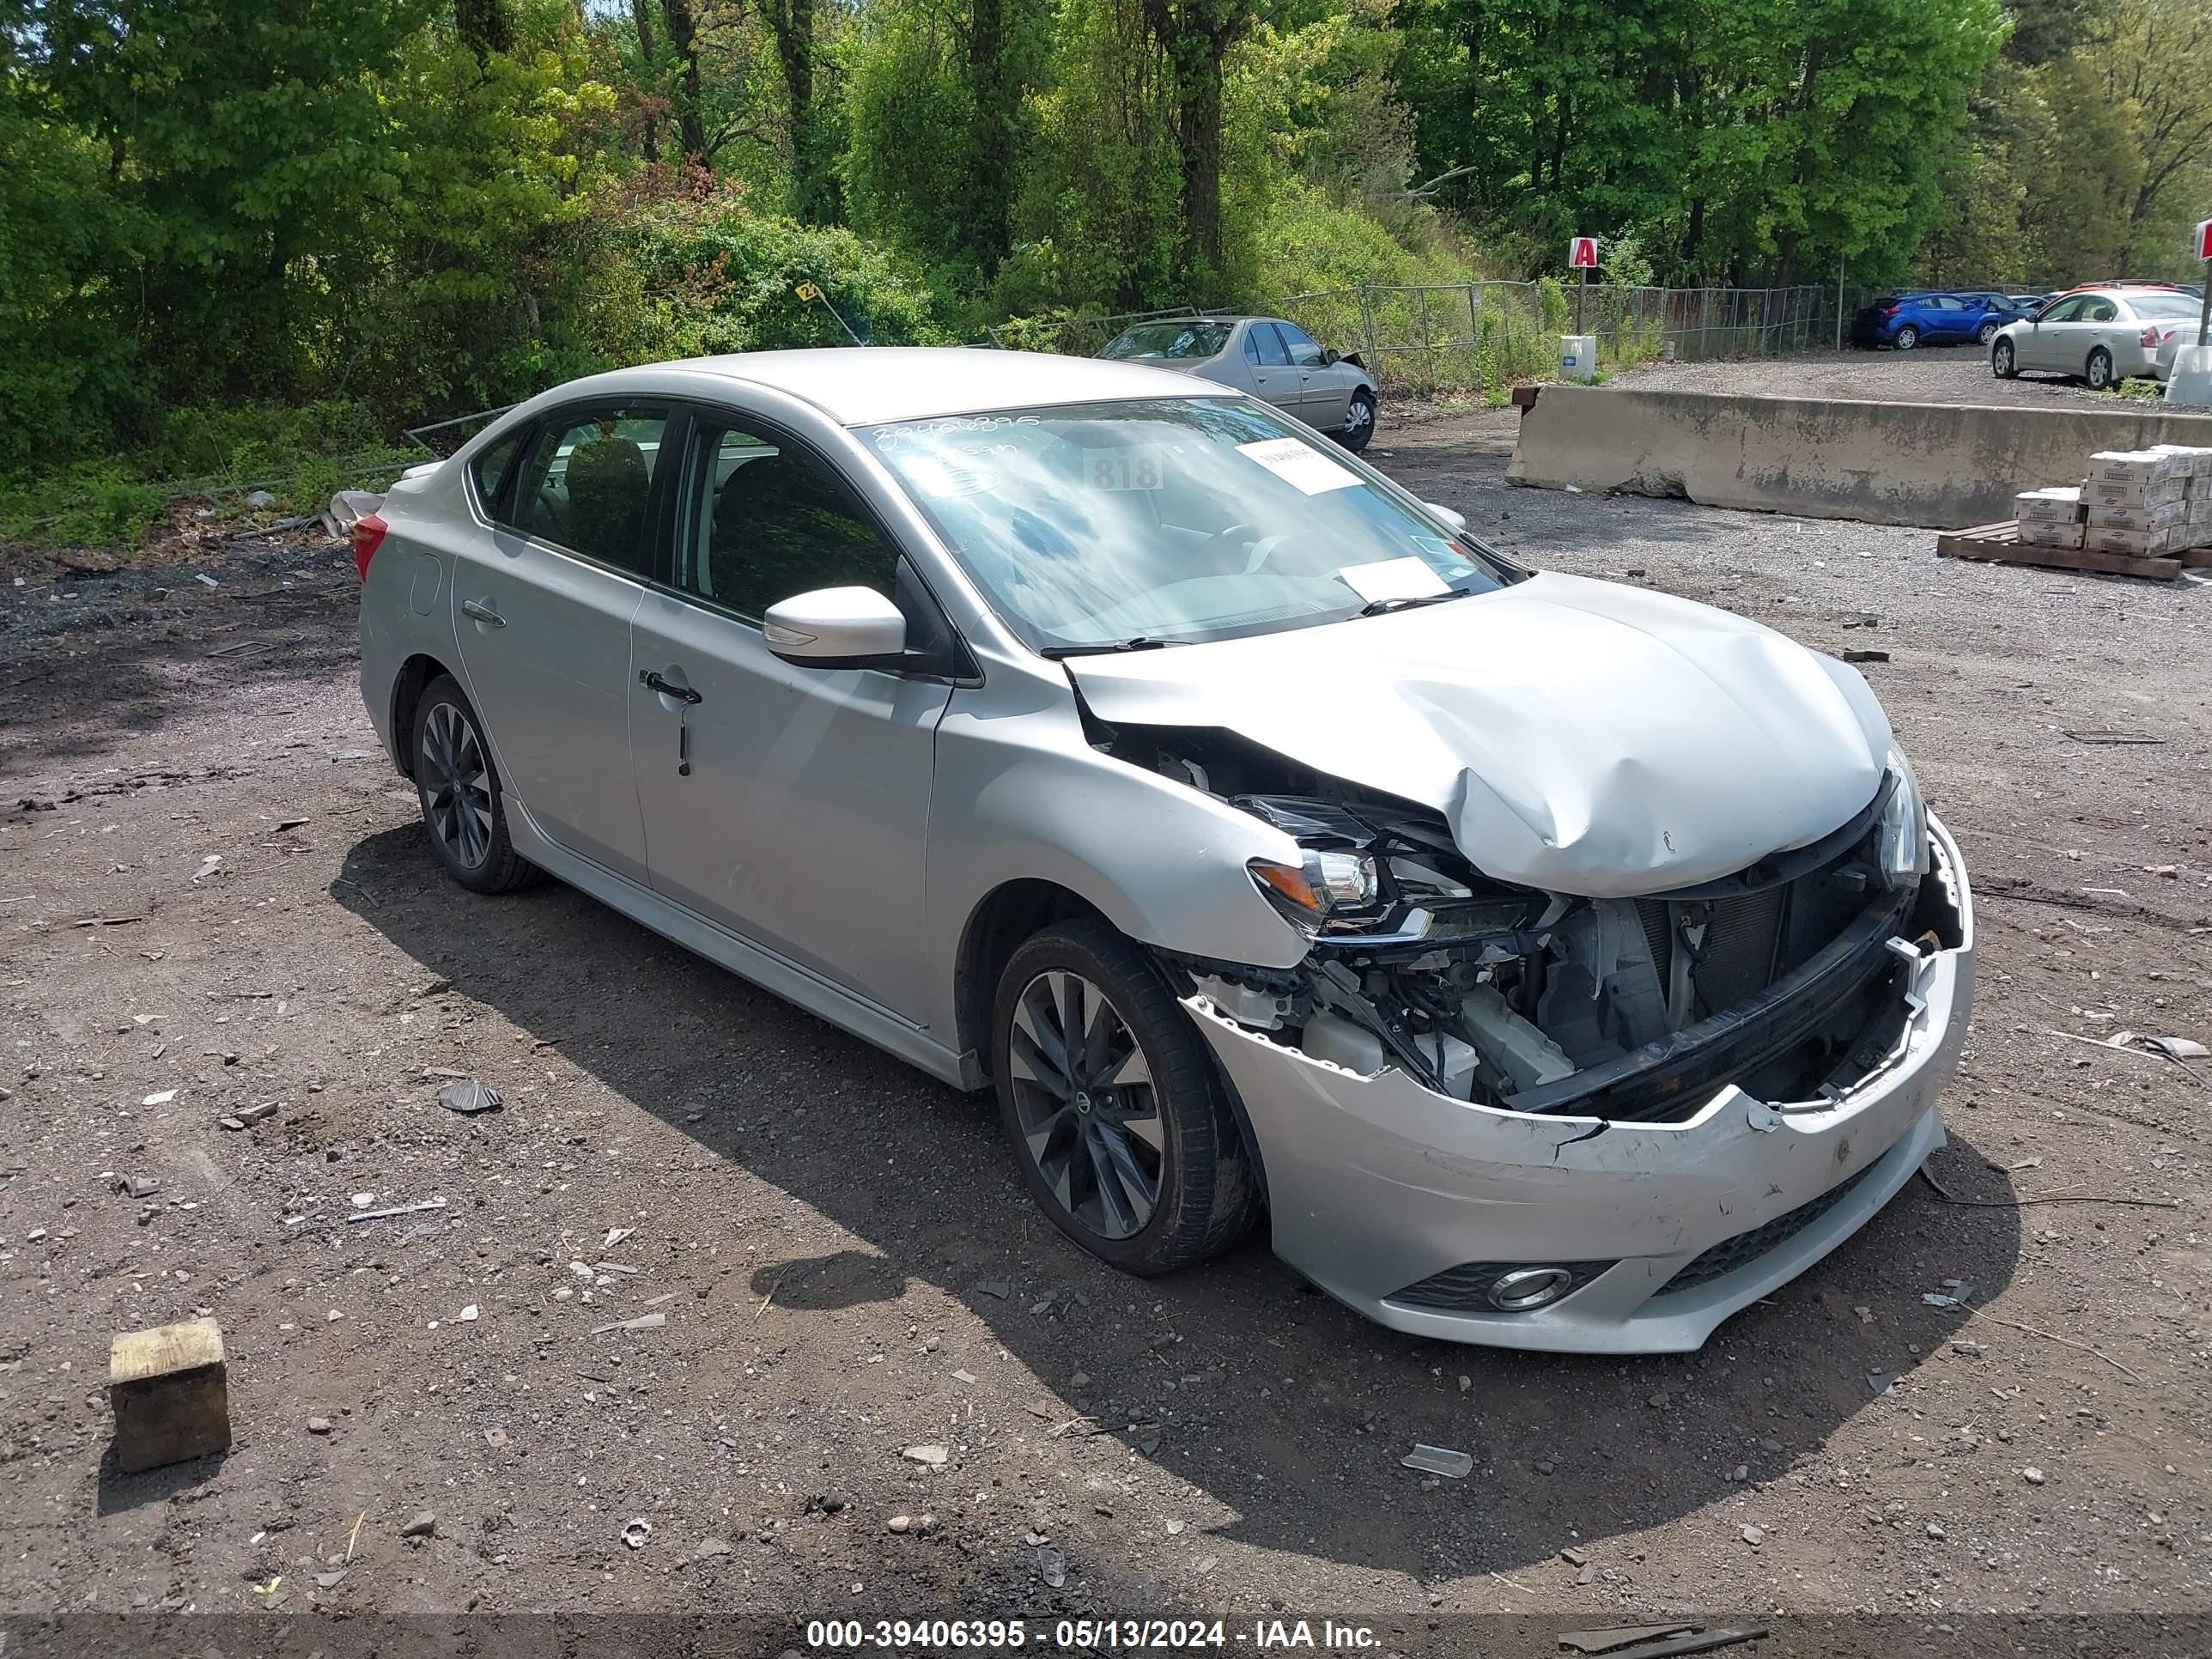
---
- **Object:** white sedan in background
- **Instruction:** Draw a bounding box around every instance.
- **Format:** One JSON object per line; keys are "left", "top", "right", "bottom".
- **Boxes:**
{"left": 1992, "top": 286, "right": 2204, "bottom": 387}
{"left": 1101, "top": 316, "right": 1381, "bottom": 451}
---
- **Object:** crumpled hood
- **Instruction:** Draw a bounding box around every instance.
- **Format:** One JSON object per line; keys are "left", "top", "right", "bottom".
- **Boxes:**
{"left": 1067, "top": 571, "right": 1892, "bottom": 897}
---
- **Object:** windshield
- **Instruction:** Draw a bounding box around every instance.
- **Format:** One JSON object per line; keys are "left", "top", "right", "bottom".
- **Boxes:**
{"left": 2130, "top": 293, "right": 2202, "bottom": 319}
{"left": 1100, "top": 321, "right": 1233, "bottom": 361}
{"left": 864, "top": 398, "right": 1512, "bottom": 653}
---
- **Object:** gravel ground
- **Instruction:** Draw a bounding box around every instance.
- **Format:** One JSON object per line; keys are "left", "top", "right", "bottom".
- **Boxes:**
{"left": 3, "top": 417, "right": 2209, "bottom": 1643}
{"left": 1612, "top": 349, "right": 2137, "bottom": 410}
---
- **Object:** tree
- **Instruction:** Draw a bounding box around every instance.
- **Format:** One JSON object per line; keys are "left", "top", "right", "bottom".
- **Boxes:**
{"left": 763, "top": 0, "right": 841, "bottom": 222}
{"left": 1138, "top": 0, "right": 1258, "bottom": 283}
{"left": 2094, "top": 0, "right": 2212, "bottom": 268}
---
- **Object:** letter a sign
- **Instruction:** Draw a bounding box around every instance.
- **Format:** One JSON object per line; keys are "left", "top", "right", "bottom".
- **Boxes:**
{"left": 1568, "top": 235, "right": 1600, "bottom": 270}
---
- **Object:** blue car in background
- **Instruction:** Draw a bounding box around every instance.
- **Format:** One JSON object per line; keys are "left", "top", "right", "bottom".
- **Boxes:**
{"left": 1850, "top": 291, "right": 2020, "bottom": 350}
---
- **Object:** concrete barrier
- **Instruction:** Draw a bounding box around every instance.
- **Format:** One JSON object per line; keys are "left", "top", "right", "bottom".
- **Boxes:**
{"left": 1507, "top": 384, "right": 2212, "bottom": 529}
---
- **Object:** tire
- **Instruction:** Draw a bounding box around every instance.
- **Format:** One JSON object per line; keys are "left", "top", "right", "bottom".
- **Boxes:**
{"left": 1991, "top": 337, "right": 2016, "bottom": 380}
{"left": 410, "top": 675, "right": 541, "bottom": 894}
{"left": 1893, "top": 325, "right": 1920, "bottom": 351}
{"left": 1336, "top": 390, "right": 1377, "bottom": 453}
{"left": 1977, "top": 319, "right": 1999, "bottom": 346}
{"left": 991, "top": 920, "right": 1259, "bottom": 1275}
{"left": 2085, "top": 348, "right": 2115, "bottom": 390}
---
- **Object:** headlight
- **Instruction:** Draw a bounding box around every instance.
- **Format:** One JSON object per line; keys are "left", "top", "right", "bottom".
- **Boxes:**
{"left": 1877, "top": 748, "right": 1929, "bottom": 888}
{"left": 1249, "top": 850, "right": 1377, "bottom": 931}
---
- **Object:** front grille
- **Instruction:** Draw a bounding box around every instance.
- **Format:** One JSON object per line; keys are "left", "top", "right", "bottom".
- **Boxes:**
{"left": 1389, "top": 1259, "right": 1616, "bottom": 1312}
{"left": 1651, "top": 1161, "right": 1880, "bottom": 1297}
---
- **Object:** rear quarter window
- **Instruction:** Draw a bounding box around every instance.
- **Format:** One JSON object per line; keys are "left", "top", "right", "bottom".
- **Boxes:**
{"left": 469, "top": 428, "right": 529, "bottom": 518}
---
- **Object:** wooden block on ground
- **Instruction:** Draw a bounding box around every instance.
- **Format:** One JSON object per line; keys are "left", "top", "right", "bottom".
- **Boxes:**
{"left": 1510, "top": 385, "right": 1544, "bottom": 411}
{"left": 110, "top": 1317, "right": 230, "bottom": 1473}
{"left": 1936, "top": 520, "right": 2183, "bottom": 582}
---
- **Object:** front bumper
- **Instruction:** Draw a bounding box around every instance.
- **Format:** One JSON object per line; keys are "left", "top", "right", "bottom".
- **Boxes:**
{"left": 1188, "top": 813, "right": 1974, "bottom": 1354}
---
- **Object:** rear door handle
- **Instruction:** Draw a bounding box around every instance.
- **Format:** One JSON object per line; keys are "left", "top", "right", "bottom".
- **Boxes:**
{"left": 461, "top": 598, "right": 506, "bottom": 628}
{"left": 640, "top": 669, "right": 702, "bottom": 705}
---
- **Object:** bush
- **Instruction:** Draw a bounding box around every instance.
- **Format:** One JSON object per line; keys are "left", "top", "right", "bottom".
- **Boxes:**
{"left": 579, "top": 184, "right": 949, "bottom": 366}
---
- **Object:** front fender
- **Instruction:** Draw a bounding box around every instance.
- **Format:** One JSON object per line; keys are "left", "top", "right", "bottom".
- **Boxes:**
{"left": 921, "top": 674, "right": 1310, "bottom": 1037}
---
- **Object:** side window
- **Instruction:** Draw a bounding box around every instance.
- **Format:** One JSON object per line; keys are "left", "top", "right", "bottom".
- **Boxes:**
{"left": 1242, "top": 328, "right": 1261, "bottom": 365}
{"left": 511, "top": 407, "right": 671, "bottom": 575}
{"left": 1278, "top": 321, "right": 1326, "bottom": 366}
{"left": 679, "top": 417, "right": 898, "bottom": 619}
{"left": 2084, "top": 298, "right": 2117, "bottom": 323}
{"left": 1252, "top": 324, "right": 1292, "bottom": 368}
{"left": 469, "top": 428, "right": 527, "bottom": 515}
{"left": 2040, "top": 297, "right": 2085, "bottom": 323}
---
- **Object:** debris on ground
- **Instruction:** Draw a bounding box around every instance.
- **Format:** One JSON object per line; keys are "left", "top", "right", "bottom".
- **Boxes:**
{"left": 1401, "top": 1443, "right": 1474, "bottom": 1478}
{"left": 398, "top": 1511, "right": 437, "bottom": 1539}
{"left": 345, "top": 1196, "right": 447, "bottom": 1224}
{"left": 902, "top": 1444, "right": 949, "bottom": 1467}
{"left": 589, "top": 1311, "right": 665, "bottom": 1335}
{"left": 437, "top": 1079, "right": 502, "bottom": 1115}
{"left": 622, "top": 1518, "right": 652, "bottom": 1549}
{"left": 112, "top": 1176, "right": 160, "bottom": 1199}
{"left": 1037, "top": 1546, "right": 1066, "bottom": 1588}
{"left": 109, "top": 1318, "right": 230, "bottom": 1474}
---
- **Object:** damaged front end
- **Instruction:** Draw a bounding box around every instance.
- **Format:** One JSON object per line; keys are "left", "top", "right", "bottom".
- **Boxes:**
{"left": 1102, "top": 720, "right": 1974, "bottom": 1352}
{"left": 1161, "top": 748, "right": 1954, "bottom": 1127}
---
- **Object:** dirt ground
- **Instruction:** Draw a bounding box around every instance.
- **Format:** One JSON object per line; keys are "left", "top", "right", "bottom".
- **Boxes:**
{"left": 3, "top": 401, "right": 2209, "bottom": 1646}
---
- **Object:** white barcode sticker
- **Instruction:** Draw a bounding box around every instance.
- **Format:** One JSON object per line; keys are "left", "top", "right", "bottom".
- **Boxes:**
{"left": 1236, "top": 436, "right": 1360, "bottom": 495}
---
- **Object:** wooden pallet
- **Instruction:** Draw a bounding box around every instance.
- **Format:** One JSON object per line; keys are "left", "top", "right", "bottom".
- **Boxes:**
{"left": 1935, "top": 519, "right": 2205, "bottom": 581}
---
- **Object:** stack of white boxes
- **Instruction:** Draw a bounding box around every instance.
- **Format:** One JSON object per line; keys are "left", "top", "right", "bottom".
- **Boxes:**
{"left": 2014, "top": 484, "right": 2085, "bottom": 550}
{"left": 2076, "top": 447, "right": 2212, "bottom": 558}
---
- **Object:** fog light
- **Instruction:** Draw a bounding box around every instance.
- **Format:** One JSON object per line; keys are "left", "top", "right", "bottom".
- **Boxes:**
{"left": 1487, "top": 1267, "right": 1576, "bottom": 1311}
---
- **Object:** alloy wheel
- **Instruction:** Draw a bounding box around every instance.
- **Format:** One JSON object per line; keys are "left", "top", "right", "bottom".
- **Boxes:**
{"left": 422, "top": 702, "right": 494, "bottom": 870}
{"left": 2087, "top": 350, "right": 2113, "bottom": 389}
{"left": 1345, "top": 397, "right": 1373, "bottom": 434}
{"left": 1006, "top": 969, "right": 1163, "bottom": 1241}
{"left": 1993, "top": 341, "right": 2014, "bottom": 377}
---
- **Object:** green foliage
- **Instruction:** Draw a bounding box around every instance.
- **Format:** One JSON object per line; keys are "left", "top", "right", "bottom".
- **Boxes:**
{"left": 580, "top": 184, "right": 947, "bottom": 363}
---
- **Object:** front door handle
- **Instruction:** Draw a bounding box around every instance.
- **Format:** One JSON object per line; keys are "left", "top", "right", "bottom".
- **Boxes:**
{"left": 461, "top": 598, "right": 506, "bottom": 628}
{"left": 639, "top": 669, "right": 702, "bottom": 706}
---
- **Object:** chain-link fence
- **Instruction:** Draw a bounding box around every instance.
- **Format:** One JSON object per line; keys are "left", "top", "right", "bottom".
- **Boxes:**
{"left": 985, "top": 282, "right": 1897, "bottom": 396}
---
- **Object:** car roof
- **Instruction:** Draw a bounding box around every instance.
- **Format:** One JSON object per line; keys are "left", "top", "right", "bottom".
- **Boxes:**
{"left": 640, "top": 346, "right": 1222, "bottom": 426}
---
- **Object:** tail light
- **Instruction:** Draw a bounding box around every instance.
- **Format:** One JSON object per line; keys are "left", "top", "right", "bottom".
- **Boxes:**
{"left": 1883, "top": 306, "right": 1901, "bottom": 318}
{"left": 352, "top": 513, "right": 389, "bottom": 583}
{"left": 2140, "top": 327, "right": 2160, "bottom": 348}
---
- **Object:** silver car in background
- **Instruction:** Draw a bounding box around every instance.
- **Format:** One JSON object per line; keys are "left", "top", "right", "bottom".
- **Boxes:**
{"left": 1100, "top": 316, "right": 1381, "bottom": 451}
{"left": 354, "top": 346, "right": 1973, "bottom": 1354}
{"left": 1992, "top": 285, "right": 2205, "bottom": 386}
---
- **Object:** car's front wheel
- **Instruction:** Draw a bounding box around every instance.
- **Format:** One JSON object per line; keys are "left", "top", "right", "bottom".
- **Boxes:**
{"left": 1991, "top": 337, "right": 2017, "bottom": 379}
{"left": 1336, "top": 390, "right": 1377, "bottom": 453}
{"left": 991, "top": 921, "right": 1258, "bottom": 1274}
{"left": 1893, "top": 325, "right": 1920, "bottom": 351}
{"left": 410, "top": 675, "right": 540, "bottom": 894}
{"left": 2086, "top": 347, "right": 2116, "bottom": 390}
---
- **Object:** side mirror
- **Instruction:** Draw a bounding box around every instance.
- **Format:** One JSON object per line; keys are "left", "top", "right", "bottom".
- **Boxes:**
{"left": 1322, "top": 347, "right": 1340, "bottom": 367}
{"left": 1425, "top": 502, "right": 1468, "bottom": 533}
{"left": 763, "top": 586, "right": 908, "bottom": 670}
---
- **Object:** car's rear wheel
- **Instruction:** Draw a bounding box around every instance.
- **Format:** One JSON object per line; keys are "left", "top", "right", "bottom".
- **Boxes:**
{"left": 991, "top": 921, "right": 1258, "bottom": 1274}
{"left": 2086, "top": 347, "right": 2116, "bottom": 390}
{"left": 411, "top": 675, "right": 541, "bottom": 894}
{"left": 1336, "top": 390, "right": 1377, "bottom": 453}
{"left": 1893, "top": 325, "right": 1920, "bottom": 351}
{"left": 1991, "top": 337, "right": 2017, "bottom": 379}
{"left": 1977, "top": 319, "right": 2000, "bottom": 346}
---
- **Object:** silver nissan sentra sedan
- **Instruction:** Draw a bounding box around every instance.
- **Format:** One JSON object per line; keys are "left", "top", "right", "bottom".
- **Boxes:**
{"left": 354, "top": 346, "right": 1974, "bottom": 1353}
